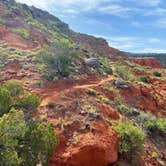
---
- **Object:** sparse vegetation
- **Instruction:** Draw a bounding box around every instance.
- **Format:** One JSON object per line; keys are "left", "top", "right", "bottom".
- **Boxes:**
{"left": 116, "top": 65, "right": 135, "bottom": 81}
{"left": 140, "top": 76, "right": 149, "bottom": 83}
{"left": 13, "top": 28, "right": 30, "bottom": 39}
{"left": 0, "top": 18, "right": 6, "bottom": 25}
{"left": 87, "top": 88, "right": 97, "bottom": 96}
{"left": 153, "top": 71, "right": 162, "bottom": 77}
{"left": 145, "top": 118, "right": 166, "bottom": 135}
{"left": 113, "top": 122, "right": 146, "bottom": 157}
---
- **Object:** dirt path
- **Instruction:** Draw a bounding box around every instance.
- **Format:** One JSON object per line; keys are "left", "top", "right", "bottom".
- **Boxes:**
{"left": 38, "top": 75, "right": 114, "bottom": 106}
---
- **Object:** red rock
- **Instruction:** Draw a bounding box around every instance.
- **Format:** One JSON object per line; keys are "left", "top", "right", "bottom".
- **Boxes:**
{"left": 130, "top": 57, "right": 163, "bottom": 68}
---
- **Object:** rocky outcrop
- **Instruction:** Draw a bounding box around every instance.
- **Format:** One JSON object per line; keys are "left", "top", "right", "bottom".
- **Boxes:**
{"left": 130, "top": 57, "right": 163, "bottom": 68}
{"left": 120, "top": 82, "right": 166, "bottom": 117}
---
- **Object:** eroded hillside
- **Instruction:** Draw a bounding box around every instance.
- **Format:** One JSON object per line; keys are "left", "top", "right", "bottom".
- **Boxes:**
{"left": 0, "top": 0, "right": 166, "bottom": 166}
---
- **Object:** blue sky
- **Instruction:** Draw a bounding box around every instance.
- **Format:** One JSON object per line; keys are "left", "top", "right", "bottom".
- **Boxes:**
{"left": 16, "top": 0, "right": 166, "bottom": 53}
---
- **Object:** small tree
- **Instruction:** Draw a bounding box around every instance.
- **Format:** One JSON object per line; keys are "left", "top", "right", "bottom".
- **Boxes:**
{"left": 0, "top": 88, "right": 13, "bottom": 116}
{"left": 38, "top": 44, "right": 78, "bottom": 79}
{"left": 19, "top": 121, "right": 59, "bottom": 166}
{"left": 4, "top": 81, "right": 24, "bottom": 97}
{"left": 113, "top": 122, "right": 146, "bottom": 158}
{"left": 0, "top": 109, "right": 26, "bottom": 165}
{"left": 0, "top": 109, "right": 59, "bottom": 166}
{"left": 18, "top": 93, "right": 41, "bottom": 113}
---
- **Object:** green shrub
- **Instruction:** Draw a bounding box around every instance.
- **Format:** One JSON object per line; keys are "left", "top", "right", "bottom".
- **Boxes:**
{"left": 152, "top": 152, "right": 159, "bottom": 159}
{"left": 19, "top": 121, "right": 59, "bottom": 166}
{"left": 145, "top": 118, "right": 166, "bottom": 135}
{"left": 140, "top": 76, "right": 149, "bottom": 83}
{"left": 60, "top": 38, "right": 72, "bottom": 47}
{"left": 0, "top": 88, "right": 13, "bottom": 116}
{"left": 18, "top": 93, "right": 41, "bottom": 113}
{"left": 153, "top": 71, "right": 162, "bottom": 77}
{"left": 0, "top": 18, "right": 6, "bottom": 25}
{"left": 38, "top": 44, "right": 78, "bottom": 79}
{"left": 98, "top": 95, "right": 110, "bottom": 104}
{"left": 117, "top": 104, "right": 132, "bottom": 115}
{"left": 13, "top": 28, "right": 30, "bottom": 39}
{"left": 4, "top": 81, "right": 24, "bottom": 97}
{"left": 87, "top": 88, "right": 97, "bottom": 96}
{"left": 0, "top": 109, "right": 59, "bottom": 166}
{"left": 113, "top": 122, "right": 146, "bottom": 157}
{"left": 116, "top": 66, "right": 135, "bottom": 81}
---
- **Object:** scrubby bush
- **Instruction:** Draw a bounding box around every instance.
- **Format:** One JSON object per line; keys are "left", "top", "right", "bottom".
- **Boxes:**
{"left": 0, "top": 88, "right": 13, "bottom": 116}
{"left": 153, "top": 71, "right": 162, "bottom": 77}
{"left": 4, "top": 81, "right": 24, "bottom": 97}
{"left": 0, "top": 18, "right": 6, "bottom": 25}
{"left": 18, "top": 93, "right": 41, "bottom": 113}
{"left": 99, "top": 57, "right": 113, "bottom": 75}
{"left": 140, "top": 76, "right": 149, "bottom": 83}
{"left": 117, "top": 104, "right": 132, "bottom": 115}
{"left": 116, "top": 65, "right": 135, "bottom": 81}
{"left": 60, "top": 38, "right": 72, "bottom": 47}
{"left": 145, "top": 118, "right": 166, "bottom": 135}
{"left": 113, "top": 122, "right": 146, "bottom": 157}
{"left": 0, "top": 109, "right": 59, "bottom": 166}
{"left": 87, "top": 88, "right": 97, "bottom": 96}
{"left": 38, "top": 44, "right": 79, "bottom": 79}
{"left": 13, "top": 28, "right": 30, "bottom": 39}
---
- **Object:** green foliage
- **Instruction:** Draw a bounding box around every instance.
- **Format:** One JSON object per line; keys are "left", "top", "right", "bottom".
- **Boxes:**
{"left": 60, "top": 38, "right": 72, "bottom": 47}
{"left": 113, "top": 122, "right": 146, "bottom": 157}
{"left": 19, "top": 121, "right": 59, "bottom": 166}
{"left": 4, "top": 81, "right": 24, "bottom": 97}
{"left": 13, "top": 28, "right": 30, "bottom": 39}
{"left": 152, "top": 151, "right": 159, "bottom": 159}
{"left": 27, "top": 19, "right": 48, "bottom": 32}
{"left": 116, "top": 65, "right": 135, "bottom": 81}
{"left": 18, "top": 93, "right": 41, "bottom": 113}
{"left": 153, "top": 71, "right": 162, "bottom": 77}
{"left": 0, "top": 88, "right": 13, "bottom": 116}
{"left": 99, "top": 57, "right": 113, "bottom": 75}
{"left": 140, "top": 76, "right": 149, "bottom": 83}
{"left": 0, "top": 18, "right": 6, "bottom": 25}
{"left": 38, "top": 44, "right": 78, "bottom": 79}
{"left": 0, "top": 109, "right": 59, "bottom": 166}
{"left": 117, "top": 104, "right": 132, "bottom": 115}
{"left": 0, "top": 109, "right": 26, "bottom": 165}
{"left": 87, "top": 88, "right": 97, "bottom": 96}
{"left": 98, "top": 95, "right": 110, "bottom": 104}
{"left": 145, "top": 118, "right": 166, "bottom": 135}
{"left": 0, "top": 82, "right": 40, "bottom": 116}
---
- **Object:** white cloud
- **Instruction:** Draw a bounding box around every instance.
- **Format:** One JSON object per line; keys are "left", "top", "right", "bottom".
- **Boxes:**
{"left": 148, "top": 38, "right": 160, "bottom": 43}
{"left": 142, "top": 48, "right": 166, "bottom": 53}
{"left": 130, "top": 0, "right": 161, "bottom": 7}
{"left": 98, "top": 5, "right": 132, "bottom": 17}
{"left": 144, "top": 8, "right": 166, "bottom": 16}
{"left": 156, "top": 18, "right": 166, "bottom": 28}
{"left": 131, "top": 21, "right": 141, "bottom": 27}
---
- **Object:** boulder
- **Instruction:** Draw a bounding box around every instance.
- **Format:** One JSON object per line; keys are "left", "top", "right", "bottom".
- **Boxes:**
{"left": 114, "top": 80, "right": 129, "bottom": 89}
{"left": 84, "top": 58, "right": 100, "bottom": 68}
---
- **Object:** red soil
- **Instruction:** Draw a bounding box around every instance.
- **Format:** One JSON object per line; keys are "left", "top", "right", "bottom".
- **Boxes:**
{"left": 121, "top": 81, "right": 166, "bottom": 117}
{"left": 0, "top": 26, "right": 37, "bottom": 49}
